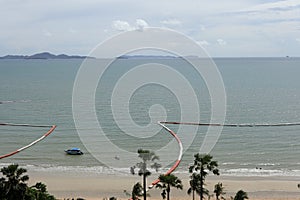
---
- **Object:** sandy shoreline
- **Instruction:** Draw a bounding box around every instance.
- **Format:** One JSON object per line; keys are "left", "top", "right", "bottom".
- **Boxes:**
{"left": 27, "top": 170, "right": 300, "bottom": 200}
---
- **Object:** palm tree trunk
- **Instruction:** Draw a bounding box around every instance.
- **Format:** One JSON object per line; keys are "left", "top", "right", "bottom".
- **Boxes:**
{"left": 167, "top": 184, "right": 170, "bottom": 200}
{"left": 200, "top": 167, "right": 203, "bottom": 200}
{"left": 193, "top": 190, "right": 195, "bottom": 200}
{"left": 143, "top": 174, "right": 147, "bottom": 200}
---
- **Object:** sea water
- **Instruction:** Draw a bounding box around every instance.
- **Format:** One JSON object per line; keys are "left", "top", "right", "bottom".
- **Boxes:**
{"left": 0, "top": 57, "right": 300, "bottom": 177}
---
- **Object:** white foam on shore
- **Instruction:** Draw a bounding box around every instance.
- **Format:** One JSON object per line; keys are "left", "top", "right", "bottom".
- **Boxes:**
{"left": 1, "top": 162, "right": 300, "bottom": 177}
{"left": 221, "top": 168, "right": 300, "bottom": 177}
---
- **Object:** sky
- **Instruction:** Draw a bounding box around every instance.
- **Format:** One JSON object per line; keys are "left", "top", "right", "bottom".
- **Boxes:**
{"left": 0, "top": 0, "right": 299, "bottom": 57}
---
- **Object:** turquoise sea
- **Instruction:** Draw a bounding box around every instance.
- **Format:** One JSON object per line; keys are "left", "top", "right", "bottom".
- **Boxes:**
{"left": 0, "top": 57, "right": 300, "bottom": 176}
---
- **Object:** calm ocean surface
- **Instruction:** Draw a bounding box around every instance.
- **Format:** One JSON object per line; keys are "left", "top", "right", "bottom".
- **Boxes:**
{"left": 0, "top": 57, "right": 300, "bottom": 176}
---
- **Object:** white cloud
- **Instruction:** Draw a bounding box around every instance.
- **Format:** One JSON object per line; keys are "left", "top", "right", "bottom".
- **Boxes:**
{"left": 135, "top": 19, "right": 149, "bottom": 31}
{"left": 160, "top": 19, "right": 182, "bottom": 26}
{"left": 112, "top": 19, "right": 149, "bottom": 32}
{"left": 235, "top": 0, "right": 300, "bottom": 22}
{"left": 217, "top": 39, "right": 227, "bottom": 46}
{"left": 197, "top": 40, "right": 210, "bottom": 46}
{"left": 296, "top": 38, "right": 300, "bottom": 43}
{"left": 112, "top": 20, "right": 133, "bottom": 31}
{"left": 242, "top": 0, "right": 300, "bottom": 12}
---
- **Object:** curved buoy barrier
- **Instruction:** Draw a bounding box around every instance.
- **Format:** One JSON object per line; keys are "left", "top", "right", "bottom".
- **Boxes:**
{"left": 0, "top": 123, "right": 56, "bottom": 160}
{"left": 148, "top": 122, "right": 183, "bottom": 189}
{"left": 149, "top": 120, "right": 300, "bottom": 188}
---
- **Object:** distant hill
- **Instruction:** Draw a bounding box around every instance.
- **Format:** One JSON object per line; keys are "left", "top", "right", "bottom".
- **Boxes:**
{"left": 0, "top": 52, "right": 200, "bottom": 60}
{"left": 0, "top": 52, "right": 93, "bottom": 59}
{"left": 117, "top": 55, "right": 178, "bottom": 59}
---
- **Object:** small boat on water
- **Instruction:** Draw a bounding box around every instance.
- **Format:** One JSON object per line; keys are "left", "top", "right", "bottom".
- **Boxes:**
{"left": 65, "top": 148, "right": 83, "bottom": 155}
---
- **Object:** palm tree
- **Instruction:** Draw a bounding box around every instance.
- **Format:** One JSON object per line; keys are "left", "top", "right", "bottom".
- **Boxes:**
{"left": 0, "top": 164, "right": 29, "bottom": 200}
{"left": 214, "top": 182, "right": 225, "bottom": 200}
{"left": 189, "top": 154, "right": 219, "bottom": 200}
{"left": 233, "top": 190, "right": 248, "bottom": 200}
{"left": 155, "top": 174, "right": 183, "bottom": 200}
{"left": 131, "top": 182, "right": 143, "bottom": 200}
{"left": 131, "top": 149, "right": 161, "bottom": 200}
{"left": 0, "top": 177, "right": 6, "bottom": 199}
{"left": 187, "top": 173, "right": 201, "bottom": 200}
{"left": 29, "top": 182, "right": 55, "bottom": 200}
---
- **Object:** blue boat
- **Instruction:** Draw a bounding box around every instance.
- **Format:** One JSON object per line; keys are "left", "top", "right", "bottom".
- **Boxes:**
{"left": 65, "top": 148, "right": 83, "bottom": 155}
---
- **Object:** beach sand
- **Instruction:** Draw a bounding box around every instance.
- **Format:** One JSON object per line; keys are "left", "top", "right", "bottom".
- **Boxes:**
{"left": 27, "top": 170, "right": 300, "bottom": 200}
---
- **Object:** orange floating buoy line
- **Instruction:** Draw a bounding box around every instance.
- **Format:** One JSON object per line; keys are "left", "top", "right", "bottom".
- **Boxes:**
{"left": 0, "top": 123, "right": 57, "bottom": 159}
{"left": 148, "top": 121, "right": 183, "bottom": 189}
{"left": 148, "top": 120, "right": 300, "bottom": 189}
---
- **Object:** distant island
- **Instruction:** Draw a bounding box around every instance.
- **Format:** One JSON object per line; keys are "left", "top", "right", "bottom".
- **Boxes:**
{"left": 0, "top": 52, "right": 187, "bottom": 60}
{"left": 117, "top": 55, "right": 178, "bottom": 59}
{"left": 0, "top": 52, "right": 93, "bottom": 59}
{"left": 0, "top": 53, "right": 297, "bottom": 60}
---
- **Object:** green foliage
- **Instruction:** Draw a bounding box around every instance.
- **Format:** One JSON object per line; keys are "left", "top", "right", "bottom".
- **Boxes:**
{"left": 131, "top": 149, "right": 161, "bottom": 200}
{"left": 233, "top": 190, "right": 248, "bottom": 200}
{"left": 0, "top": 177, "right": 6, "bottom": 199}
{"left": 187, "top": 173, "right": 202, "bottom": 200}
{"left": 134, "top": 149, "right": 161, "bottom": 177}
{"left": 0, "top": 164, "right": 56, "bottom": 200}
{"left": 214, "top": 183, "right": 225, "bottom": 200}
{"left": 0, "top": 164, "right": 29, "bottom": 200}
{"left": 188, "top": 154, "right": 219, "bottom": 200}
{"left": 131, "top": 182, "right": 143, "bottom": 200}
{"left": 27, "top": 182, "right": 56, "bottom": 200}
{"left": 155, "top": 174, "right": 183, "bottom": 200}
